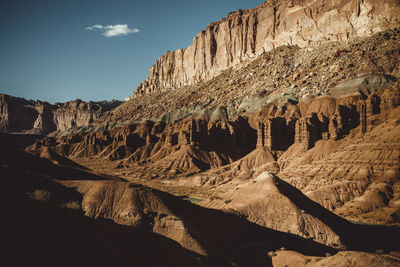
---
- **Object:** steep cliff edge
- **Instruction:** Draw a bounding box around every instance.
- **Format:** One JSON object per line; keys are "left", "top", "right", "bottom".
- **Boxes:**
{"left": 0, "top": 94, "right": 122, "bottom": 135}
{"left": 133, "top": 0, "right": 400, "bottom": 97}
{"left": 33, "top": 72, "right": 400, "bottom": 226}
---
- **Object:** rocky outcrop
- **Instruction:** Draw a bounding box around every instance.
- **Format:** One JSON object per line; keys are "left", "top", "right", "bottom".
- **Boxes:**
{"left": 272, "top": 250, "right": 400, "bottom": 267}
{"left": 255, "top": 74, "right": 399, "bottom": 153}
{"left": 202, "top": 172, "right": 346, "bottom": 247}
{"left": 32, "top": 74, "right": 399, "bottom": 182}
{"left": 133, "top": 0, "right": 400, "bottom": 96}
{"left": 5, "top": 1, "right": 400, "bottom": 265}
{"left": 38, "top": 116, "right": 257, "bottom": 176}
{"left": 273, "top": 79, "right": 400, "bottom": 225}
{"left": 3, "top": 141, "right": 335, "bottom": 266}
{"left": 257, "top": 117, "right": 295, "bottom": 151}
{"left": 0, "top": 94, "right": 122, "bottom": 135}
{"left": 102, "top": 27, "right": 400, "bottom": 126}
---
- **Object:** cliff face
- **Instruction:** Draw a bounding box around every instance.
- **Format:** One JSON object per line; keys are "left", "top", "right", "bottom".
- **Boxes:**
{"left": 35, "top": 74, "right": 400, "bottom": 176}
{"left": 134, "top": 0, "right": 400, "bottom": 96}
{"left": 30, "top": 75, "right": 400, "bottom": 229}
{"left": 0, "top": 94, "right": 122, "bottom": 135}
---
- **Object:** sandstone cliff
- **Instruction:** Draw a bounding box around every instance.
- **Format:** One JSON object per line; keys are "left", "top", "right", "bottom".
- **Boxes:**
{"left": 33, "top": 73, "right": 400, "bottom": 227}
{"left": 133, "top": 0, "right": 400, "bottom": 96}
{"left": 4, "top": 0, "right": 400, "bottom": 265}
{"left": 0, "top": 94, "right": 122, "bottom": 135}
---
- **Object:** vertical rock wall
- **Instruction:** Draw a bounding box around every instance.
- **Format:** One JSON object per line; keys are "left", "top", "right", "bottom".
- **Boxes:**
{"left": 134, "top": 0, "right": 400, "bottom": 96}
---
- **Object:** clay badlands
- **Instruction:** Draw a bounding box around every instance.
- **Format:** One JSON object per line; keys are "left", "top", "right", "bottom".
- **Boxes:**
{"left": 2, "top": 0, "right": 400, "bottom": 266}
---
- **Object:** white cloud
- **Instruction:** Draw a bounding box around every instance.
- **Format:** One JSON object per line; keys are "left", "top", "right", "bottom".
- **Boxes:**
{"left": 85, "top": 24, "right": 139, "bottom": 37}
{"left": 86, "top": 24, "right": 104, "bottom": 30}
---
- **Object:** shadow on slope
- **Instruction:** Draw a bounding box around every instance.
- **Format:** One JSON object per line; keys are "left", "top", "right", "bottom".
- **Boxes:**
{"left": 0, "top": 191, "right": 207, "bottom": 267}
{"left": 0, "top": 132, "right": 43, "bottom": 149}
{"left": 130, "top": 186, "right": 337, "bottom": 266}
{"left": 0, "top": 146, "right": 111, "bottom": 181}
{"left": 0, "top": 140, "right": 337, "bottom": 266}
{"left": 276, "top": 176, "right": 400, "bottom": 251}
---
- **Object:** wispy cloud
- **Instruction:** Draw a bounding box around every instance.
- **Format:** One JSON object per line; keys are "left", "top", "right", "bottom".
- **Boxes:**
{"left": 86, "top": 24, "right": 104, "bottom": 30}
{"left": 86, "top": 24, "right": 139, "bottom": 37}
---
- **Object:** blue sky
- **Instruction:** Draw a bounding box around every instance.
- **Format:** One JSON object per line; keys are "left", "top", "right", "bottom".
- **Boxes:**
{"left": 0, "top": 0, "right": 264, "bottom": 103}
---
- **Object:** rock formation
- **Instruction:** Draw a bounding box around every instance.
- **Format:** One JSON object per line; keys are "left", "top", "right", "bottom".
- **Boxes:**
{"left": 1, "top": 139, "right": 339, "bottom": 266}
{"left": 272, "top": 250, "right": 400, "bottom": 267}
{"left": 0, "top": 94, "right": 122, "bottom": 135}
{"left": 3, "top": 0, "right": 400, "bottom": 266}
{"left": 31, "top": 74, "right": 399, "bottom": 181}
{"left": 133, "top": 0, "right": 400, "bottom": 96}
{"left": 3, "top": 137, "right": 400, "bottom": 266}
{"left": 28, "top": 72, "right": 400, "bottom": 231}
{"left": 103, "top": 26, "right": 400, "bottom": 127}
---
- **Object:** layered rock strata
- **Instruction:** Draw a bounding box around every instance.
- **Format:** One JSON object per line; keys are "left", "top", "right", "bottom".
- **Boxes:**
{"left": 256, "top": 74, "right": 399, "bottom": 152}
{"left": 32, "top": 75, "right": 399, "bottom": 178}
{"left": 0, "top": 94, "right": 122, "bottom": 135}
{"left": 134, "top": 0, "right": 400, "bottom": 96}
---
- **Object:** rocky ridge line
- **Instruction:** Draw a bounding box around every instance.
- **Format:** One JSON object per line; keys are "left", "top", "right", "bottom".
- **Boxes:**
{"left": 133, "top": 0, "right": 400, "bottom": 97}
{"left": 0, "top": 94, "right": 122, "bottom": 135}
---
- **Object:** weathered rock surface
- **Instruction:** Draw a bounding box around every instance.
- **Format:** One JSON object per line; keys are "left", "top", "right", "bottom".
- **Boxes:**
{"left": 1, "top": 191, "right": 208, "bottom": 267}
{"left": 134, "top": 0, "right": 400, "bottom": 96}
{"left": 4, "top": 1, "right": 400, "bottom": 265}
{"left": 202, "top": 172, "right": 346, "bottom": 248}
{"left": 2, "top": 139, "right": 341, "bottom": 266}
{"left": 30, "top": 71, "right": 400, "bottom": 229}
{"left": 272, "top": 250, "right": 400, "bottom": 267}
{"left": 0, "top": 94, "right": 122, "bottom": 135}
{"left": 104, "top": 27, "right": 400, "bottom": 125}
{"left": 6, "top": 136, "right": 400, "bottom": 261}
{"left": 278, "top": 106, "right": 400, "bottom": 225}
{"left": 34, "top": 75, "right": 400, "bottom": 176}
{"left": 35, "top": 116, "right": 257, "bottom": 176}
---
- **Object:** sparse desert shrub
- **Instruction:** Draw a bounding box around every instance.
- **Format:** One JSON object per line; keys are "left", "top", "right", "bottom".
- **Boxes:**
{"left": 30, "top": 189, "right": 51, "bottom": 202}
{"left": 210, "top": 195, "right": 222, "bottom": 200}
{"left": 63, "top": 201, "right": 81, "bottom": 210}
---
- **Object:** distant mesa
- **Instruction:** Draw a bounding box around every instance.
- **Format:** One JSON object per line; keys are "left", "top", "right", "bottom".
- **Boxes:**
{"left": 0, "top": 94, "right": 122, "bottom": 135}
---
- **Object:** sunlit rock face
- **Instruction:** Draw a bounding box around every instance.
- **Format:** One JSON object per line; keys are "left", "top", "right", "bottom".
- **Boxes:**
{"left": 133, "top": 0, "right": 400, "bottom": 97}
